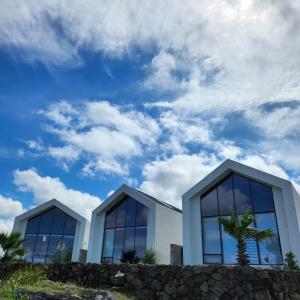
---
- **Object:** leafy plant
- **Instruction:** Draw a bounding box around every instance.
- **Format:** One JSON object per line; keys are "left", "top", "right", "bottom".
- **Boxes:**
{"left": 120, "top": 250, "right": 140, "bottom": 264}
{"left": 63, "top": 250, "right": 73, "bottom": 263}
{"left": 141, "top": 249, "right": 159, "bottom": 265}
{"left": 0, "top": 232, "right": 27, "bottom": 263}
{"left": 284, "top": 251, "right": 299, "bottom": 270}
{"left": 219, "top": 210, "right": 273, "bottom": 266}
{"left": 0, "top": 266, "right": 45, "bottom": 299}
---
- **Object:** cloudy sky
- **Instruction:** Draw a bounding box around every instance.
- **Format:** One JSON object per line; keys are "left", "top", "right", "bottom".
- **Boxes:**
{"left": 1, "top": 0, "right": 300, "bottom": 232}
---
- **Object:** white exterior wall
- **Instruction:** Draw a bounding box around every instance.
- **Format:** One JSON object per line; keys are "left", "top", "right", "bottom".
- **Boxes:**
{"left": 12, "top": 199, "right": 90, "bottom": 262}
{"left": 182, "top": 159, "right": 300, "bottom": 265}
{"left": 154, "top": 204, "right": 182, "bottom": 264}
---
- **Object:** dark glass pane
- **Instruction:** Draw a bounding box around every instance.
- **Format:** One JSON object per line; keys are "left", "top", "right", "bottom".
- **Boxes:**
{"left": 26, "top": 216, "right": 40, "bottom": 234}
{"left": 233, "top": 174, "right": 252, "bottom": 214}
{"left": 115, "top": 201, "right": 126, "bottom": 228}
{"left": 105, "top": 209, "right": 116, "bottom": 229}
{"left": 135, "top": 227, "right": 147, "bottom": 258}
{"left": 201, "top": 189, "right": 218, "bottom": 217}
{"left": 63, "top": 215, "right": 76, "bottom": 235}
{"left": 46, "top": 236, "right": 63, "bottom": 256}
{"left": 251, "top": 181, "right": 275, "bottom": 213}
{"left": 204, "top": 254, "right": 222, "bottom": 264}
{"left": 221, "top": 217, "right": 237, "bottom": 264}
{"left": 23, "top": 234, "right": 36, "bottom": 262}
{"left": 136, "top": 202, "right": 147, "bottom": 226}
{"left": 33, "top": 235, "right": 49, "bottom": 262}
{"left": 202, "top": 217, "right": 221, "bottom": 254}
{"left": 218, "top": 176, "right": 235, "bottom": 215}
{"left": 102, "top": 229, "right": 114, "bottom": 258}
{"left": 102, "top": 257, "right": 113, "bottom": 263}
{"left": 51, "top": 208, "right": 66, "bottom": 235}
{"left": 125, "top": 197, "right": 136, "bottom": 227}
{"left": 113, "top": 229, "right": 125, "bottom": 263}
{"left": 256, "top": 213, "right": 282, "bottom": 264}
{"left": 62, "top": 236, "right": 74, "bottom": 253}
{"left": 124, "top": 227, "right": 135, "bottom": 252}
{"left": 38, "top": 209, "right": 54, "bottom": 234}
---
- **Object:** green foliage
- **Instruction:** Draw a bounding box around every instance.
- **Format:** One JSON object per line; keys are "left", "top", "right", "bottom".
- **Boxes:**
{"left": 52, "top": 251, "right": 63, "bottom": 263}
{"left": 0, "top": 266, "right": 45, "bottom": 299}
{"left": 0, "top": 232, "right": 27, "bottom": 263}
{"left": 63, "top": 250, "right": 73, "bottom": 263}
{"left": 284, "top": 251, "right": 299, "bottom": 270}
{"left": 141, "top": 249, "right": 159, "bottom": 265}
{"left": 120, "top": 250, "right": 140, "bottom": 264}
{"left": 219, "top": 210, "right": 273, "bottom": 266}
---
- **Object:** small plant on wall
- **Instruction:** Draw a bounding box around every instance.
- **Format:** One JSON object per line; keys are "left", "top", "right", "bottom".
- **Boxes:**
{"left": 219, "top": 210, "right": 273, "bottom": 266}
{"left": 0, "top": 232, "right": 27, "bottom": 263}
{"left": 141, "top": 249, "right": 159, "bottom": 265}
{"left": 284, "top": 251, "right": 299, "bottom": 270}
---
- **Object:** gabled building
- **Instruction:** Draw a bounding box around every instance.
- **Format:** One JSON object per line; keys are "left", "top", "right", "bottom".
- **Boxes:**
{"left": 13, "top": 199, "right": 90, "bottom": 263}
{"left": 87, "top": 184, "right": 182, "bottom": 264}
{"left": 182, "top": 159, "right": 300, "bottom": 266}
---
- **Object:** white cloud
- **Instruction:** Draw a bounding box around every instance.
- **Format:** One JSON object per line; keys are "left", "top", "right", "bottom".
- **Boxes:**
{"left": 13, "top": 168, "right": 101, "bottom": 220}
{"left": 0, "top": 219, "right": 14, "bottom": 234}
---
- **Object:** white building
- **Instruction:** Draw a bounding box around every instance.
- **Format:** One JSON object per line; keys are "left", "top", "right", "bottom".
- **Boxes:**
{"left": 182, "top": 159, "right": 300, "bottom": 266}
{"left": 13, "top": 199, "right": 90, "bottom": 263}
{"left": 87, "top": 184, "right": 182, "bottom": 264}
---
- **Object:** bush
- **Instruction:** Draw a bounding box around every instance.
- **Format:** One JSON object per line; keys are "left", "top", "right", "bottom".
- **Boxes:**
{"left": 284, "top": 251, "right": 299, "bottom": 270}
{"left": 141, "top": 249, "right": 159, "bottom": 264}
{"left": 120, "top": 250, "right": 140, "bottom": 264}
{"left": 0, "top": 266, "right": 46, "bottom": 299}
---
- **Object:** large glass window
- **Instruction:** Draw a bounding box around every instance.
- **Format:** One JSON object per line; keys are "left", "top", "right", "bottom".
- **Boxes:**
{"left": 201, "top": 173, "right": 283, "bottom": 265}
{"left": 101, "top": 196, "right": 148, "bottom": 263}
{"left": 23, "top": 207, "right": 77, "bottom": 263}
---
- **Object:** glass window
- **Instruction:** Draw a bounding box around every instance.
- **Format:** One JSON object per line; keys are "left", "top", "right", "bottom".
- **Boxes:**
{"left": 102, "top": 229, "right": 114, "bottom": 258}
{"left": 38, "top": 210, "right": 54, "bottom": 234}
{"left": 201, "top": 188, "right": 218, "bottom": 217}
{"left": 136, "top": 202, "right": 147, "bottom": 226}
{"left": 113, "top": 229, "right": 125, "bottom": 263}
{"left": 124, "top": 227, "right": 135, "bottom": 252}
{"left": 63, "top": 215, "right": 76, "bottom": 235}
{"left": 218, "top": 176, "right": 235, "bottom": 215}
{"left": 116, "top": 201, "right": 126, "bottom": 228}
{"left": 23, "top": 234, "right": 36, "bottom": 262}
{"left": 256, "top": 213, "right": 282, "bottom": 264}
{"left": 246, "top": 239, "right": 259, "bottom": 264}
{"left": 105, "top": 209, "right": 116, "bottom": 229}
{"left": 26, "top": 216, "right": 40, "bottom": 234}
{"left": 102, "top": 196, "right": 148, "bottom": 263}
{"left": 204, "top": 254, "right": 222, "bottom": 264}
{"left": 51, "top": 208, "right": 66, "bottom": 235}
{"left": 135, "top": 227, "right": 147, "bottom": 258}
{"left": 251, "top": 181, "right": 275, "bottom": 213}
{"left": 33, "top": 235, "right": 49, "bottom": 262}
{"left": 233, "top": 174, "right": 252, "bottom": 213}
{"left": 23, "top": 207, "right": 76, "bottom": 264}
{"left": 125, "top": 197, "right": 136, "bottom": 227}
{"left": 202, "top": 217, "right": 221, "bottom": 254}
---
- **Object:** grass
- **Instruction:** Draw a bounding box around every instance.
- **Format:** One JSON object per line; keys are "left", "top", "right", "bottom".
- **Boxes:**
{"left": 0, "top": 267, "right": 140, "bottom": 300}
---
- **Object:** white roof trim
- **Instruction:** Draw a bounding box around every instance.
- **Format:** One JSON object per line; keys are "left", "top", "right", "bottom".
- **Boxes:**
{"left": 92, "top": 184, "right": 156, "bottom": 216}
{"left": 15, "top": 199, "right": 87, "bottom": 224}
{"left": 183, "top": 159, "right": 293, "bottom": 201}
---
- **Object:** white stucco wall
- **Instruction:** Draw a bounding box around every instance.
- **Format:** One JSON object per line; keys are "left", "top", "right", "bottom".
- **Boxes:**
{"left": 154, "top": 204, "right": 182, "bottom": 264}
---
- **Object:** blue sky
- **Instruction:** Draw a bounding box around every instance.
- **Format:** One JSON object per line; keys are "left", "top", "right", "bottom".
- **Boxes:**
{"left": 1, "top": 0, "right": 300, "bottom": 232}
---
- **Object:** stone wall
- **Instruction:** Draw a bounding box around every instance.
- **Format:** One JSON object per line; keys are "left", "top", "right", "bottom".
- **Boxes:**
{"left": 1, "top": 263, "right": 300, "bottom": 299}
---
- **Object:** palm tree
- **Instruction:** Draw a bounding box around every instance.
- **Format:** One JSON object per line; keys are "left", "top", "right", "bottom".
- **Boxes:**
{"left": 0, "top": 232, "right": 27, "bottom": 263}
{"left": 219, "top": 210, "right": 273, "bottom": 266}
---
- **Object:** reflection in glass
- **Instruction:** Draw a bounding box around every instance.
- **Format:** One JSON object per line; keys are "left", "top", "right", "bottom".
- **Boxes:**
{"left": 23, "top": 207, "right": 76, "bottom": 263}
{"left": 221, "top": 219, "right": 237, "bottom": 264}
{"left": 102, "top": 197, "right": 148, "bottom": 263}
{"left": 202, "top": 217, "right": 221, "bottom": 254}
{"left": 233, "top": 174, "right": 252, "bottom": 213}
{"left": 218, "top": 176, "right": 235, "bottom": 215}
{"left": 251, "top": 181, "right": 274, "bottom": 213}
{"left": 204, "top": 254, "right": 222, "bottom": 264}
{"left": 201, "top": 189, "right": 218, "bottom": 217}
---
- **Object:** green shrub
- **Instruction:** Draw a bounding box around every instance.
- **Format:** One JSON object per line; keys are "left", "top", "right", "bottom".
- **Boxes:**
{"left": 120, "top": 250, "right": 140, "bottom": 264}
{"left": 141, "top": 249, "right": 159, "bottom": 265}
{"left": 284, "top": 251, "right": 299, "bottom": 270}
{"left": 0, "top": 266, "right": 46, "bottom": 299}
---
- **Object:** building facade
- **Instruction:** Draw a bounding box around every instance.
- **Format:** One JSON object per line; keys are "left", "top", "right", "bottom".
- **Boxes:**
{"left": 13, "top": 199, "right": 90, "bottom": 263}
{"left": 182, "top": 159, "right": 300, "bottom": 266}
{"left": 87, "top": 184, "right": 182, "bottom": 264}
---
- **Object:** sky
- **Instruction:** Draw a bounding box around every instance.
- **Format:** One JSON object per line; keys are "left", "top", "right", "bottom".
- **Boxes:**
{"left": 1, "top": 0, "right": 300, "bottom": 233}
